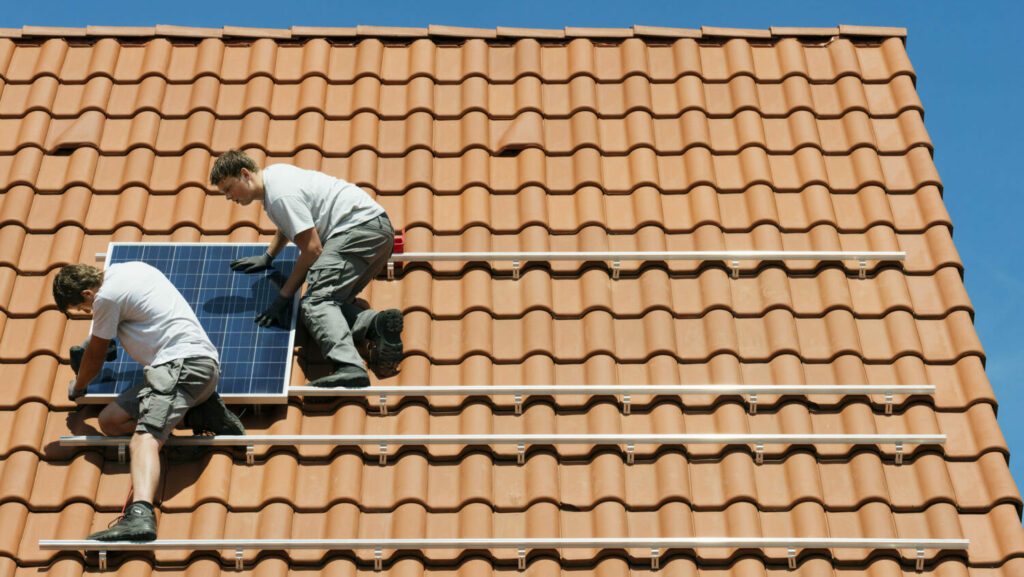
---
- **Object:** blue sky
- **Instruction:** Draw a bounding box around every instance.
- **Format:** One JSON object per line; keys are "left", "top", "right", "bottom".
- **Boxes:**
{"left": 5, "top": 1, "right": 1024, "bottom": 485}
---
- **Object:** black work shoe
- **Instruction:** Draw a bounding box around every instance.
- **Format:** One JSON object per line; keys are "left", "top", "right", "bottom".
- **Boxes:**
{"left": 183, "top": 392, "right": 245, "bottom": 436}
{"left": 88, "top": 502, "right": 157, "bottom": 541}
{"left": 309, "top": 365, "right": 371, "bottom": 388}
{"left": 366, "top": 309, "right": 404, "bottom": 379}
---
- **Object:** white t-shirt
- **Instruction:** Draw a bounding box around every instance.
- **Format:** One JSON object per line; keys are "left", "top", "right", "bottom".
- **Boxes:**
{"left": 262, "top": 164, "right": 385, "bottom": 242}
{"left": 91, "top": 262, "right": 219, "bottom": 367}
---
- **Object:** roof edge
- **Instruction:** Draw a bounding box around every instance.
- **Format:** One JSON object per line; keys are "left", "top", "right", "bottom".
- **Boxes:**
{"left": 0, "top": 24, "right": 909, "bottom": 41}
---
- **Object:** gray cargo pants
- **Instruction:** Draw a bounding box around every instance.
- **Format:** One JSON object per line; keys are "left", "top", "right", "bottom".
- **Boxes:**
{"left": 301, "top": 214, "right": 394, "bottom": 369}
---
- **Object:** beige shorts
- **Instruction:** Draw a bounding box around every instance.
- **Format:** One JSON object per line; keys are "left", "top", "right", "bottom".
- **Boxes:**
{"left": 115, "top": 356, "right": 219, "bottom": 441}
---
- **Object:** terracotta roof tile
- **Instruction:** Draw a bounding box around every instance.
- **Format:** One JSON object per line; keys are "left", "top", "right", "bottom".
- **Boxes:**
{"left": 0, "top": 30, "right": 1017, "bottom": 576}
{"left": 839, "top": 24, "right": 908, "bottom": 38}
{"left": 495, "top": 27, "right": 565, "bottom": 39}
{"left": 290, "top": 26, "right": 357, "bottom": 38}
{"left": 84, "top": 26, "right": 157, "bottom": 37}
{"left": 632, "top": 25, "right": 702, "bottom": 39}
{"left": 701, "top": 26, "right": 772, "bottom": 39}
{"left": 428, "top": 25, "right": 497, "bottom": 39}
{"left": 154, "top": 24, "right": 222, "bottom": 38}
{"left": 770, "top": 26, "right": 840, "bottom": 37}
{"left": 19, "top": 26, "right": 87, "bottom": 38}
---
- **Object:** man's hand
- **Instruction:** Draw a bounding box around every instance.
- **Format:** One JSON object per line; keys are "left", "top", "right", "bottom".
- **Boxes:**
{"left": 255, "top": 295, "right": 293, "bottom": 328}
{"left": 68, "top": 380, "right": 86, "bottom": 402}
{"left": 70, "top": 340, "right": 117, "bottom": 374}
{"left": 230, "top": 252, "right": 274, "bottom": 274}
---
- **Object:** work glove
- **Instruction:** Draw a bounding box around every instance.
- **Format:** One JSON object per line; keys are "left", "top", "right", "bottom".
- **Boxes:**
{"left": 70, "top": 339, "right": 118, "bottom": 374}
{"left": 68, "top": 380, "right": 86, "bottom": 402}
{"left": 230, "top": 252, "right": 274, "bottom": 274}
{"left": 255, "top": 295, "right": 293, "bottom": 328}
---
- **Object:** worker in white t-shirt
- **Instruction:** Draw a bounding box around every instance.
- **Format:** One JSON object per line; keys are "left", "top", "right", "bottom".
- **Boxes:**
{"left": 53, "top": 262, "right": 245, "bottom": 541}
{"left": 210, "top": 150, "right": 403, "bottom": 388}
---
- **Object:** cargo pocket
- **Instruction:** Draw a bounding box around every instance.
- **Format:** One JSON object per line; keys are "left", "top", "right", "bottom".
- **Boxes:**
{"left": 144, "top": 359, "right": 184, "bottom": 394}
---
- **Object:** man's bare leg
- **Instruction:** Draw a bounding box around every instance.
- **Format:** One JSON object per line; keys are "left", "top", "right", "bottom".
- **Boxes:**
{"left": 129, "top": 432, "right": 162, "bottom": 504}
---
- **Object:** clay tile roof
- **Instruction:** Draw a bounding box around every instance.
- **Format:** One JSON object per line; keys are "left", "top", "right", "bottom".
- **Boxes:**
{"left": 0, "top": 24, "right": 1020, "bottom": 577}
{"left": 564, "top": 26, "right": 634, "bottom": 38}
{"left": 222, "top": 25, "right": 293, "bottom": 39}
{"left": 632, "top": 25, "right": 703, "bottom": 38}
{"left": 770, "top": 26, "right": 840, "bottom": 37}
{"left": 154, "top": 24, "right": 222, "bottom": 38}
{"left": 356, "top": 25, "right": 429, "bottom": 37}
{"left": 839, "top": 24, "right": 908, "bottom": 37}
{"left": 428, "top": 24, "right": 498, "bottom": 39}
{"left": 701, "top": 25, "right": 772, "bottom": 39}
{"left": 290, "top": 26, "right": 358, "bottom": 37}
{"left": 495, "top": 26, "right": 566, "bottom": 39}
{"left": 84, "top": 26, "right": 157, "bottom": 37}
{"left": 20, "top": 25, "right": 87, "bottom": 37}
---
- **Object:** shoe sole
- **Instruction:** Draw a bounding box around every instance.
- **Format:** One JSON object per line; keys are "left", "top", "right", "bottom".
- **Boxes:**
{"left": 369, "top": 309, "right": 404, "bottom": 378}
{"left": 309, "top": 372, "right": 371, "bottom": 388}
{"left": 87, "top": 526, "right": 157, "bottom": 541}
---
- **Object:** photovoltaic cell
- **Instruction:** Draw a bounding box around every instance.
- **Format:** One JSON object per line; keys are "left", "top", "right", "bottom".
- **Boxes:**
{"left": 82, "top": 243, "right": 299, "bottom": 403}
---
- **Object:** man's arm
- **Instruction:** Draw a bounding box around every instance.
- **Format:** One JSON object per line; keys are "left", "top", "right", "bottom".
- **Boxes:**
{"left": 71, "top": 335, "right": 111, "bottom": 395}
{"left": 280, "top": 227, "right": 322, "bottom": 298}
{"left": 266, "top": 230, "right": 289, "bottom": 259}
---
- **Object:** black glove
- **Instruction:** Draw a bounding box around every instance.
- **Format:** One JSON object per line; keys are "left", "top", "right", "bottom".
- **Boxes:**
{"left": 230, "top": 252, "right": 274, "bottom": 274}
{"left": 255, "top": 295, "right": 293, "bottom": 328}
{"left": 68, "top": 380, "right": 86, "bottom": 402}
{"left": 70, "top": 339, "right": 118, "bottom": 374}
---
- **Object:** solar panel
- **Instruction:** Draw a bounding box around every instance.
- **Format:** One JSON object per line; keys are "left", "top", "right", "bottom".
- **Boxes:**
{"left": 79, "top": 243, "right": 300, "bottom": 404}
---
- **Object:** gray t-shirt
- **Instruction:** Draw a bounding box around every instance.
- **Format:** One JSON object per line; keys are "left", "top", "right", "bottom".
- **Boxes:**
{"left": 91, "top": 262, "right": 219, "bottom": 367}
{"left": 262, "top": 164, "right": 385, "bottom": 242}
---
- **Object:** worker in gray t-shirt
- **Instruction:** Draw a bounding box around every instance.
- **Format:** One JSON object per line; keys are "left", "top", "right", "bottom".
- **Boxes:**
{"left": 210, "top": 150, "right": 403, "bottom": 388}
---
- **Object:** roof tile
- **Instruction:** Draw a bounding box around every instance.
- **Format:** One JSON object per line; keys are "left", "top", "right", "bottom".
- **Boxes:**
{"left": 0, "top": 28, "right": 1014, "bottom": 576}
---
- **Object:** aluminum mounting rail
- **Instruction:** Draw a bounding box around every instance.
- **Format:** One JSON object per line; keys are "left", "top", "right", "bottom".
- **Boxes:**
{"left": 39, "top": 536, "right": 970, "bottom": 572}
{"left": 386, "top": 250, "right": 906, "bottom": 279}
{"left": 60, "top": 433, "right": 945, "bottom": 466}
{"left": 287, "top": 384, "right": 936, "bottom": 416}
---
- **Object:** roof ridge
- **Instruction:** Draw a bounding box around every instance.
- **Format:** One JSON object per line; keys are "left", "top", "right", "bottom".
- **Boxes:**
{"left": 0, "top": 24, "right": 907, "bottom": 41}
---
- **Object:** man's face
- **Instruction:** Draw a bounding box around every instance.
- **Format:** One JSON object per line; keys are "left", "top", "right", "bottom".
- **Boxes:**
{"left": 66, "top": 289, "right": 96, "bottom": 315}
{"left": 216, "top": 168, "right": 259, "bottom": 206}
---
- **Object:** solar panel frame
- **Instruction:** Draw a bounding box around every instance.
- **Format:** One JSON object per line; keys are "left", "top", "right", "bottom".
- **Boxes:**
{"left": 78, "top": 242, "right": 300, "bottom": 405}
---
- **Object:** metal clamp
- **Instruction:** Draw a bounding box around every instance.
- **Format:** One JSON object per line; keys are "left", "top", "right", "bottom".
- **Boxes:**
{"left": 755, "top": 443, "right": 764, "bottom": 465}
{"left": 379, "top": 394, "right": 388, "bottom": 416}
{"left": 859, "top": 259, "right": 867, "bottom": 280}
{"left": 246, "top": 445, "right": 255, "bottom": 466}
{"left": 117, "top": 444, "right": 127, "bottom": 464}
{"left": 612, "top": 260, "right": 621, "bottom": 280}
{"left": 622, "top": 393, "right": 631, "bottom": 415}
{"left": 895, "top": 442, "right": 904, "bottom": 466}
{"left": 748, "top": 393, "right": 758, "bottom": 415}
{"left": 518, "top": 547, "right": 526, "bottom": 570}
{"left": 788, "top": 547, "right": 796, "bottom": 569}
{"left": 379, "top": 444, "right": 388, "bottom": 466}
{"left": 375, "top": 548, "right": 383, "bottom": 571}
{"left": 512, "top": 261, "right": 520, "bottom": 280}
{"left": 387, "top": 261, "right": 395, "bottom": 280}
{"left": 650, "top": 547, "right": 660, "bottom": 570}
{"left": 98, "top": 550, "right": 107, "bottom": 571}
{"left": 95, "top": 253, "right": 107, "bottom": 262}
{"left": 731, "top": 259, "right": 740, "bottom": 279}
{"left": 235, "top": 549, "right": 244, "bottom": 571}
{"left": 626, "top": 443, "right": 635, "bottom": 465}
{"left": 916, "top": 547, "right": 925, "bottom": 572}
{"left": 517, "top": 443, "right": 525, "bottom": 465}
{"left": 885, "top": 392, "right": 894, "bottom": 416}
{"left": 514, "top": 394, "right": 523, "bottom": 415}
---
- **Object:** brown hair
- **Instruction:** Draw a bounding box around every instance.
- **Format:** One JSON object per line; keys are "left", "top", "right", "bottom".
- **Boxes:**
{"left": 209, "top": 149, "right": 259, "bottom": 186}
{"left": 52, "top": 264, "right": 103, "bottom": 313}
